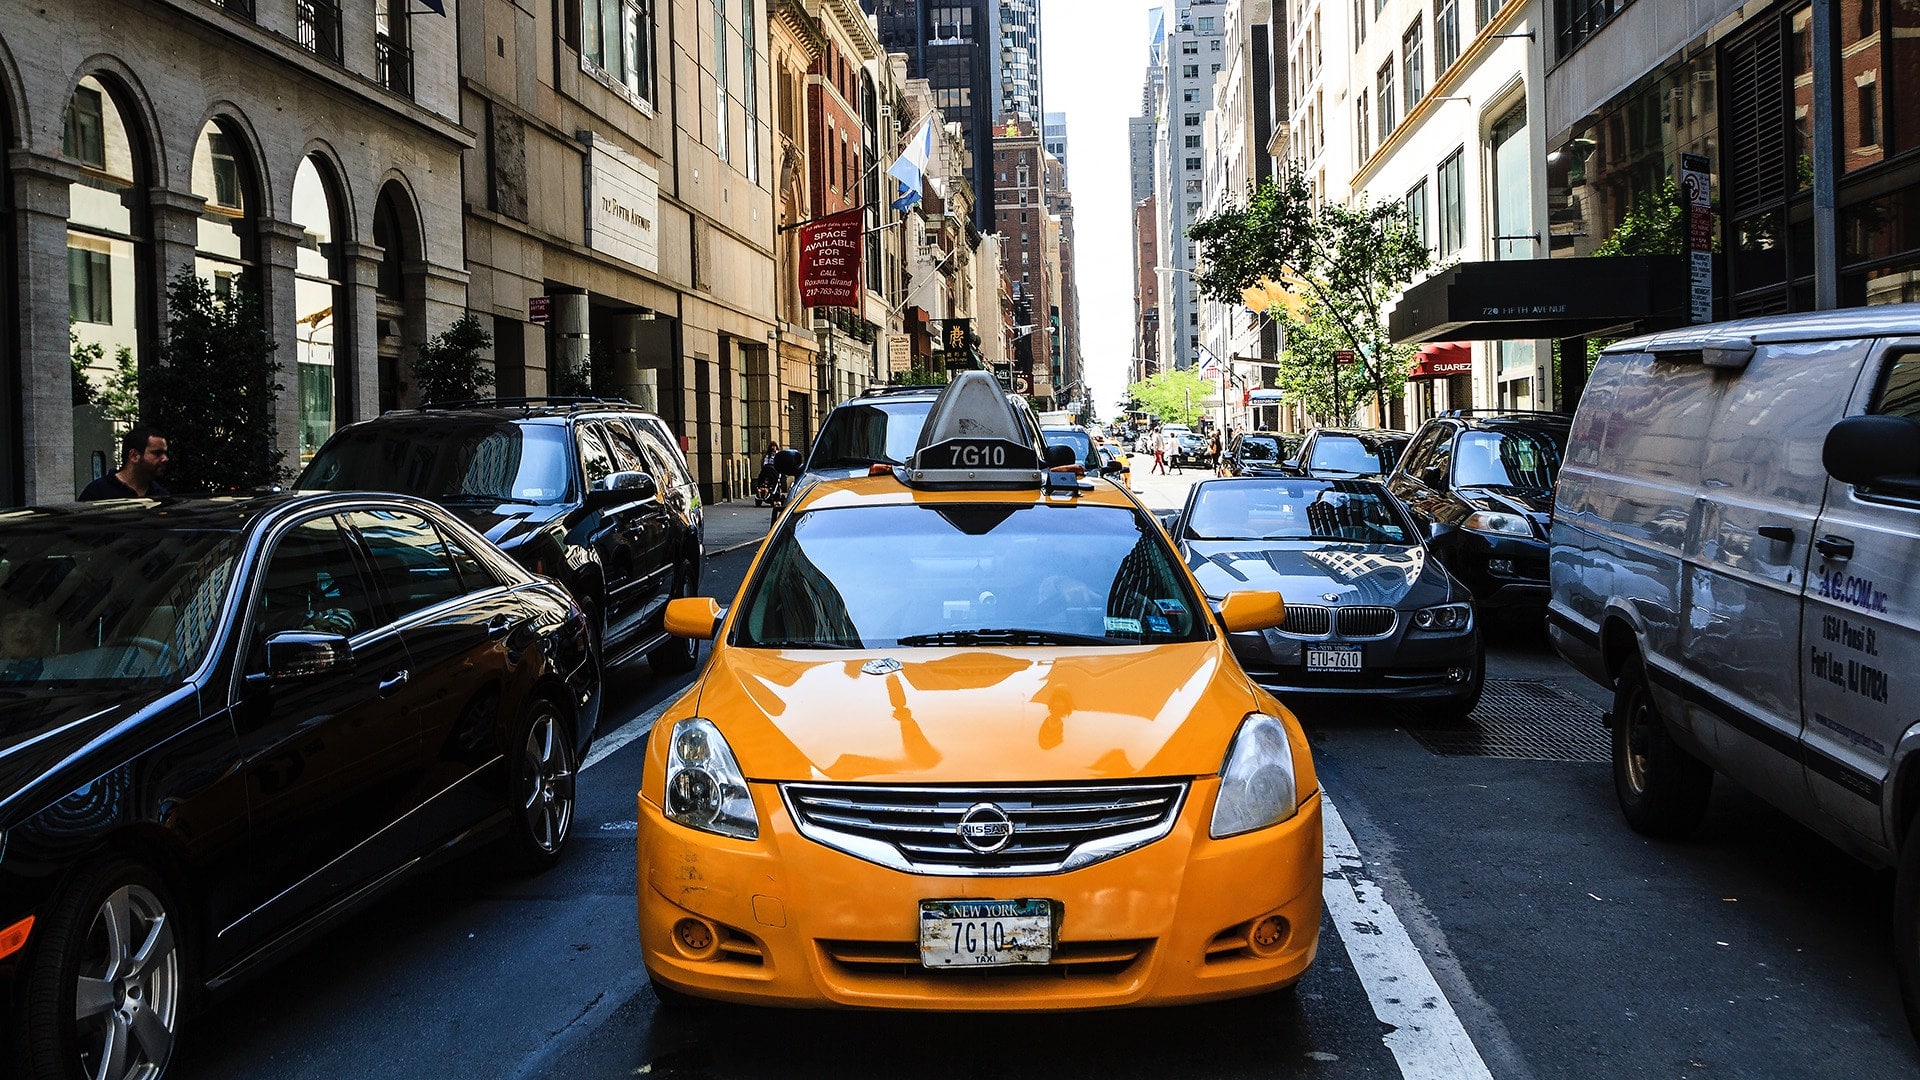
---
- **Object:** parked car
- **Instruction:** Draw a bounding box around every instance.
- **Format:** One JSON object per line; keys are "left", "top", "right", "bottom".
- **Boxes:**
{"left": 298, "top": 398, "right": 703, "bottom": 672}
{"left": 1544, "top": 306, "right": 1920, "bottom": 1037}
{"left": 1167, "top": 476, "right": 1483, "bottom": 719}
{"left": 1386, "top": 411, "right": 1569, "bottom": 612}
{"left": 1159, "top": 423, "right": 1204, "bottom": 465}
{"left": 0, "top": 493, "right": 599, "bottom": 1080}
{"left": 1040, "top": 424, "right": 1102, "bottom": 472}
{"left": 1288, "top": 428, "right": 1411, "bottom": 479}
{"left": 801, "top": 384, "right": 1046, "bottom": 491}
{"left": 1224, "top": 431, "right": 1303, "bottom": 476}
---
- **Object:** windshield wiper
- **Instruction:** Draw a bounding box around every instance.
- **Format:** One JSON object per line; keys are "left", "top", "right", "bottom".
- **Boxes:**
{"left": 895, "top": 627, "right": 1113, "bottom": 647}
{"left": 818, "top": 455, "right": 895, "bottom": 469}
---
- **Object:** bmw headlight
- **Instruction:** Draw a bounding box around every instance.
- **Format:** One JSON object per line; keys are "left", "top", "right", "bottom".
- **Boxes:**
{"left": 663, "top": 718, "right": 758, "bottom": 840}
{"left": 1463, "top": 510, "right": 1533, "bottom": 538}
{"left": 1412, "top": 603, "right": 1473, "bottom": 632}
{"left": 1210, "top": 713, "right": 1298, "bottom": 839}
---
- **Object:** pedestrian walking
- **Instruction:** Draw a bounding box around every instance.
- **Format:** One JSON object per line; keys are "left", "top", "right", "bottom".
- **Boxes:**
{"left": 1150, "top": 430, "right": 1167, "bottom": 475}
{"left": 79, "top": 425, "right": 171, "bottom": 501}
{"left": 1207, "top": 430, "right": 1222, "bottom": 474}
{"left": 1166, "top": 430, "right": 1183, "bottom": 475}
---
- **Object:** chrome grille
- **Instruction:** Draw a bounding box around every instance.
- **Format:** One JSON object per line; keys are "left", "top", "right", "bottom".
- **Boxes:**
{"left": 782, "top": 781, "right": 1187, "bottom": 876}
{"left": 1335, "top": 606, "right": 1397, "bottom": 637}
{"left": 1277, "top": 605, "right": 1331, "bottom": 636}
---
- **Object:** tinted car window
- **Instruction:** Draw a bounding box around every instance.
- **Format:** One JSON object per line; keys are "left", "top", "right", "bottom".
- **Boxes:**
{"left": 1876, "top": 353, "right": 1920, "bottom": 419}
{"left": 1186, "top": 480, "right": 1411, "bottom": 544}
{"left": 1308, "top": 435, "right": 1403, "bottom": 476}
{"left": 630, "top": 420, "right": 693, "bottom": 488}
{"left": 809, "top": 400, "right": 935, "bottom": 469}
{"left": 1043, "top": 427, "right": 1097, "bottom": 468}
{"left": 735, "top": 504, "right": 1207, "bottom": 648}
{"left": 0, "top": 525, "right": 239, "bottom": 684}
{"left": 594, "top": 419, "right": 650, "bottom": 477}
{"left": 1451, "top": 429, "right": 1566, "bottom": 490}
{"left": 1237, "top": 435, "right": 1281, "bottom": 462}
{"left": 256, "top": 516, "right": 378, "bottom": 641}
{"left": 577, "top": 422, "right": 617, "bottom": 490}
{"left": 302, "top": 422, "right": 575, "bottom": 504}
{"left": 348, "top": 510, "right": 471, "bottom": 619}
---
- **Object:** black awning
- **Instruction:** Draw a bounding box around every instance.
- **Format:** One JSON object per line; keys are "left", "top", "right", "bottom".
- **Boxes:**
{"left": 1389, "top": 255, "right": 1692, "bottom": 344}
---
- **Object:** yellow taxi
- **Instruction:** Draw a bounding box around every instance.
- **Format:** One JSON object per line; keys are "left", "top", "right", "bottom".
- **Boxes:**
{"left": 637, "top": 372, "right": 1321, "bottom": 1009}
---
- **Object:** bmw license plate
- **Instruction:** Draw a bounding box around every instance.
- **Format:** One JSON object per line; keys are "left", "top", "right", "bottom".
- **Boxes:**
{"left": 1306, "top": 645, "right": 1364, "bottom": 672}
{"left": 919, "top": 899, "right": 1054, "bottom": 968}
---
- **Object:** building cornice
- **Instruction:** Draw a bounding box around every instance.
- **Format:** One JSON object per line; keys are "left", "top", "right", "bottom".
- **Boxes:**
{"left": 771, "top": 0, "right": 828, "bottom": 61}
{"left": 807, "top": 0, "right": 881, "bottom": 61}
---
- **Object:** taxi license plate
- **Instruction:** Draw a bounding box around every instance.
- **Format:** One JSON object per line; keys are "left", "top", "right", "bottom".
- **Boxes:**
{"left": 919, "top": 899, "right": 1053, "bottom": 968}
{"left": 1307, "top": 646, "right": 1363, "bottom": 672}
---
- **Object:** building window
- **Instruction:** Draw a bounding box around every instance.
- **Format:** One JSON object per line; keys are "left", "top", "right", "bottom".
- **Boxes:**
{"left": 1198, "top": 16, "right": 1215, "bottom": 30}
{"left": 1185, "top": 113, "right": 1201, "bottom": 126}
{"left": 1184, "top": 89, "right": 1197, "bottom": 102}
{"left": 1211, "top": 39, "right": 1221, "bottom": 51}
{"left": 1488, "top": 102, "right": 1530, "bottom": 259}
{"left": 1437, "top": 146, "right": 1464, "bottom": 255}
{"left": 1185, "top": 134, "right": 1201, "bottom": 148}
{"left": 375, "top": 0, "right": 412, "bottom": 97}
{"left": 1403, "top": 20, "right": 1424, "bottom": 110}
{"left": 1185, "top": 156, "right": 1202, "bottom": 170}
{"left": 742, "top": 0, "right": 760, "bottom": 183}
{"left": 1353, "top": 0, "right": 1367, "bottom": 43}
{"left": 1553, "top": 0, "right": 1633, "bottom": 60}
{"left": 1377, "top": 60, "right": 1396, "bottom": 137}
{"left": 1183, "top": 64, "right": 1199, "bottom": 78}
{"left": 1434, "top": 0, "right": 1459, "bottom": 71}
{"left": 1476, "top": 0, "right": 1500, "bottom": 27}
{"left": 583, "top": 0, "right": 656, "bottom": 105}
{"left": 1182, "top": 40, "right": 1198, "bottom": 54}
{"left": 712, "top": 0, "right": 729, "bottom": 160}
{"left": 63, "top": 85, "right": 106, "bottom": 168}
{"left": 1356, "top": 90, "right": 1370, "bottom": 162}
{"left": 1859, "top": 79, "right": 1880, "bottom": 148}
{"left": 1212, "top": 63, "right": 1221, "bottom": 73}
{"left": 1406, "top": 178, "right": 1430, "bottom": 253}
{"left": 297, "top": 0, "right": 343, "bottom": 62}
{"left": 68, "top": 245, "right": 112, "bottom": 324}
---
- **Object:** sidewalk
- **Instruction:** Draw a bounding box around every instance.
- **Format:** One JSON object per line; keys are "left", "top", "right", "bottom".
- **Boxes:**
{"left": 703, "top": 498, "right": 776, "bottom": 557}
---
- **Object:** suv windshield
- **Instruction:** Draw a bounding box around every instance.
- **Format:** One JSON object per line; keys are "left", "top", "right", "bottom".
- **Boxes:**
{"left": 733, "top": 504, "right": 1208, "bottom": 648}
{"left": 1186, "top": 480, "right": 1411, "bottom": 544}
{"left": 1042, "top": 427, "right": 1096, "bottom": 468}
{"left": 1308, "top": 434, "right": 1403, "bottom": 476}
{"left": 808, "top": 400, "right": 935, "bottom": 471}
{"left": 1452, "top": 428, "right": 1567, "bottom": 490}
{"left": 0, "top": 526, "right": 239, "bottom": 685}
{"left": 1237, "top": 435, "right": 1281, "bottom": 462}
{"left": 301, "top": 421, "right": 574, "bottom": 504}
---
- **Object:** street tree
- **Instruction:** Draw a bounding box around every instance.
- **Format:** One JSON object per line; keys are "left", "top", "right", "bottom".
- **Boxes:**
{"left": 145, "top": 269, "right": 286, "bottom": 492}
{"left": 413, "top": 312, "right": 496, "bottom": 404}
{"left": 1188, "top": 166, "right": 1433, "bottom": 423}
{"left": 1127, "top": 368, "right": 1212, "bottom": 427}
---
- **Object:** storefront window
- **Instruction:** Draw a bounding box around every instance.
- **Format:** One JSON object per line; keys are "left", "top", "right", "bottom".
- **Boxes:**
{"left": 1489, "top": 101, "right": 1531, "bottom": 261}
{"left": 293, "top": 157, "right": 344, "bottom": 459}
{"left": 64, "top": 76, "right": 144, "bottom": 400}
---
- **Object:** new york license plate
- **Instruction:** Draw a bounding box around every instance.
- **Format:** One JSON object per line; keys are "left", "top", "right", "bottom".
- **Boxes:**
{"left": 919, "top": 899, "right": 1054, "bottom": 968}
{"left": 1307, "top": 646, "right": 1364, "bottom": 672}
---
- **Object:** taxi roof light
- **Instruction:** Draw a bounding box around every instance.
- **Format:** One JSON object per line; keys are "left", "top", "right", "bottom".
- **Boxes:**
{"left": 904, "top": 371, "right": 1046, "bottom": 491}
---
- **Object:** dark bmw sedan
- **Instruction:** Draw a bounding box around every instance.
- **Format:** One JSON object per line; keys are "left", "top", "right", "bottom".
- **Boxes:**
{"left": 1169, "top": 477, "right": 1483, "bottom": 719}
{"left": 0, "top": 494, "right": 598, "bottom": 1080}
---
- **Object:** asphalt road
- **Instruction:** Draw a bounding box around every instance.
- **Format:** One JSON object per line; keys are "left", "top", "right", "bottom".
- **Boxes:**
{"left": 178, "top": 483, "right": 1920, "bottom": 1079}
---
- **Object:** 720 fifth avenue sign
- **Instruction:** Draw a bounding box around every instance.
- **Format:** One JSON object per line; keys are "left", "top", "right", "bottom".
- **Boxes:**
{"left": 582, "top": 132, "right": 660, "bottom": 274}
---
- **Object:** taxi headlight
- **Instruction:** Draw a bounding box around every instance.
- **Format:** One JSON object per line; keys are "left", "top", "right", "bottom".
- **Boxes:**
{"left": 663, "top": 718, "right": 758, "bottom": 840}
{"left": 1462, "top": 510, "right": 1532, "bottom": 538}
{"left": 1210, "top": 712, "right": 1298, "bottom": 839}
{"left": 1412, "top": 603, "right": 1473, "bottom": 632}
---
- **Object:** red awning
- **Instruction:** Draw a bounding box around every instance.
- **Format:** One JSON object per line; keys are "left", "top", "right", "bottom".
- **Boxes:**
{"left": 1407, "top": 342, "right": 1475, "bottom": 381}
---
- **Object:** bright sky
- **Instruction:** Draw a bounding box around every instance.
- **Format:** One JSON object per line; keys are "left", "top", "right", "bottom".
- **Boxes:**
{"left": 1042, "top": 0, "right": 1163, "bottom": 421}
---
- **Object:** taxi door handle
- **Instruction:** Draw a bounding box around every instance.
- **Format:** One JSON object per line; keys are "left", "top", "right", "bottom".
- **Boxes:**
{"left": 378, "top": 669, "right": 410, "bottom": 697}
{"left": 1816, "top": 534, "right": 1855, "bottom": 562}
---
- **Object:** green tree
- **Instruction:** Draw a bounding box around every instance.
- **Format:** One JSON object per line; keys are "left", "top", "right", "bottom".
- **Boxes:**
{"left": 1594, "top": 178, "right": 1683, "bottom": 258}
{"left": 413, "top": 313, "right": 495, "bottom": 404}
{"left": 145, "top": 269, "right": 286, "bottom": 492}
{"left": 551, "top": 346, "right": 595, "bottom": 397}
{"left": 891, "top": 366, "right": 950, "bottom": 387}
{"left": 1128, "top": 368, "right": 1213, "bottom": 427}
{"left": 1271, "top": 304, "right": 1384, "bottom": 424}
{"left": 70, "top": 332, "right": 102, "bottom": 408}
{"left": 1188, "top": 166, "right": 1432, "bottom": 423}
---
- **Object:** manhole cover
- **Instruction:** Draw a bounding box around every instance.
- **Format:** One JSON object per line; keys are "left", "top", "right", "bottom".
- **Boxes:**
{"left": 1405, "top": 679, "right": 1610, "bottom": 763}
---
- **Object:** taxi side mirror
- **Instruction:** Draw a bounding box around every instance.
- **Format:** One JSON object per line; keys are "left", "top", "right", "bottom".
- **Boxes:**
{"left": 665, "top": 597, "right": 724, "bottom": 639}
{"left": 773, "top": 448, "right": 806, "bottom": 478}
{"left": 1218, "top": 591, "right": 1287, "bottom": 634}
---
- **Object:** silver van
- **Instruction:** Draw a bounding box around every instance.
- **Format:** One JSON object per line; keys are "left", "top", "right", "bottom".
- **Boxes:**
{"left": 1549, "top": 304, "right": 1920, "bottom": 1034}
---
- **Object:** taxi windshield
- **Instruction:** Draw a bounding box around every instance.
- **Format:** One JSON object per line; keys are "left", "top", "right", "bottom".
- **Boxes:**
{"left": 733, "top": 503, "right": 1210, "bottom": 649}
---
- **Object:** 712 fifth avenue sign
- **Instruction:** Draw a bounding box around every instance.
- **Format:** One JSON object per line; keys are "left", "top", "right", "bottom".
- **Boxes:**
{"left": 799, "top": 208, "right": 864, "bottom": 308}
{"left": 583, "top": 132, "right": 660, "bottom": 273}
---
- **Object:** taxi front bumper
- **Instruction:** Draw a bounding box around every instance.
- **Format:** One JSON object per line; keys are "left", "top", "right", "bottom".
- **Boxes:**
{"left": 637, "top": 780, "right": 1322, "bottom": 1010}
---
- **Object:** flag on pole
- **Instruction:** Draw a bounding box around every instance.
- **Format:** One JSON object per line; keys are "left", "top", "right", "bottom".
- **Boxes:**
{"left": 1196, "top": 352, "right": 1221, "bottom": 378}
{"left": 887, "top": 116, "right": 935, "bottom": 212}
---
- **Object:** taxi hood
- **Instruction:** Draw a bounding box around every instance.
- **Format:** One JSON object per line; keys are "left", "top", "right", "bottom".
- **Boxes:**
{"left": 691, "top": 642, "right": 1257, "bottom": 784}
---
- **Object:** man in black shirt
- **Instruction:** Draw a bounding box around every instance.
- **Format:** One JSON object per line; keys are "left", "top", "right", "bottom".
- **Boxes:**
{"left": 79, "top": 425, "right": 172, "bottom": 500}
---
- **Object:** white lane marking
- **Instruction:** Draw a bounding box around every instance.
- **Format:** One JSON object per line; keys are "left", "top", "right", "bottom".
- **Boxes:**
{"left": 581, "top": 696, "right": 677, "bottom": 772}
{"left": 1322, "top": 794, "right": 1494, "bottom": 1080}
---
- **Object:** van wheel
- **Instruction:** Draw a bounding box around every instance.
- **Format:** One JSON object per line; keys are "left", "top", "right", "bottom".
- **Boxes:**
{"left": 10, "top": 858, "right": 184, "bottom": 1080}
{"left": 1612, "top": 652, "right": 1712, "bottom": 837}
{"left": 1892, "top": 814, "right": 1920, "bottom": 1042}
{"left": 649, "top": 561, "right": 699, "bottom": 676}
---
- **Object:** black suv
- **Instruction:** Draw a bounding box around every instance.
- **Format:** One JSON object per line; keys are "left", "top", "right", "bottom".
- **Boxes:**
{"left": 1385, "top": 410, "right": 1571, "bottom": 611}
{"left": 1224, "top": 431, "right": 1301, "bottom": 476}
{"left": 1287, "top": 427, "right": 1412, "bottom": 479}
{"left": 298, "top": 398, "right": 704, "bottom": 671}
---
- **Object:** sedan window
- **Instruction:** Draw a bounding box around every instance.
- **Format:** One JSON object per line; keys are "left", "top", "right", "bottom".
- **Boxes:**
{"left": 256, "top": 516, "right": 378, "bottom": 642}
{"left": 808, "top": 400, "right": 934, "bottom": 470}
{"left": 346, "top": 510, "right": 475, "bottom": 619}
{"left": 1307, "top": 435, "right": 1403, "bottom": 476}
{"left": 1186, "top": 480, "right": 1412, "bottom": 544}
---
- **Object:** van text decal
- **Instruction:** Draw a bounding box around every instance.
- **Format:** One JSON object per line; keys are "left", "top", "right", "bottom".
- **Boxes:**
{"left": 1816, "top": 570, "right": 1890, "bottom": 614}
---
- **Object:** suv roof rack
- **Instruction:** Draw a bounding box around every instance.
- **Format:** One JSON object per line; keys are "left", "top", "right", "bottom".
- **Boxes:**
{"left": 859, "top": 384, "right": 946, "bottom": 398}
{"left": 416, "top": 395, "right": 639, "bottom": 411}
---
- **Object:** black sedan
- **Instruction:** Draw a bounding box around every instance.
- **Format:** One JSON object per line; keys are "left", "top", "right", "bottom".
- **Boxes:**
{"left": 1168, "top": 477, "right": 1483, "bottom": 718}
{"left": 0, "top": 494, "right": 598, "bottom": 1080}
{"left": 1224, "top": 431, "right": 1302, "bottom": 476}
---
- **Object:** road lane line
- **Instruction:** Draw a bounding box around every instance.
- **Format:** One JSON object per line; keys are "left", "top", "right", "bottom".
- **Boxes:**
{"left": 582, "top": 696, "right": 677, "bottom": 772}
{"left": 1322, "top": 793, "right": 1494, "bottom": 1080}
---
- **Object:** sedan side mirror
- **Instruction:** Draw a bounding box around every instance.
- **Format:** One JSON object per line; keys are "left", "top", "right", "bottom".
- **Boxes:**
{"left": 1218, "top": 591, "right": 1287, "bottom": 633}
{"left": 774, "top": 448, "right": 806, "bottom": 478}
{"left": 585, "top": 470, "right": 658, "bottom": 509}
{"left": 1825, "top": 414, "right": 1920, "bottom": 493}
{"left": 1044, "top": 444, "right": 1079, "bottom": 469}
{"left": 257, "top": 630, "right": 354, "bottom": 681}
{"left": 665, "top": 596, "right": 724, "bottom": 640}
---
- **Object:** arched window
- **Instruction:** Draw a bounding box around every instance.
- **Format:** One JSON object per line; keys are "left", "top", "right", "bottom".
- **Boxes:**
{"left": 191, "top": 119, "right": 257, "bottom": 299}
{"left": 64, "top": 75, "right": 148, "bottom": 378}
{"left": 372, "top": 182, "right": 419, "bottom": 411}
{"left": 292, "top": 156, "right": 346, "bottom": 459}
